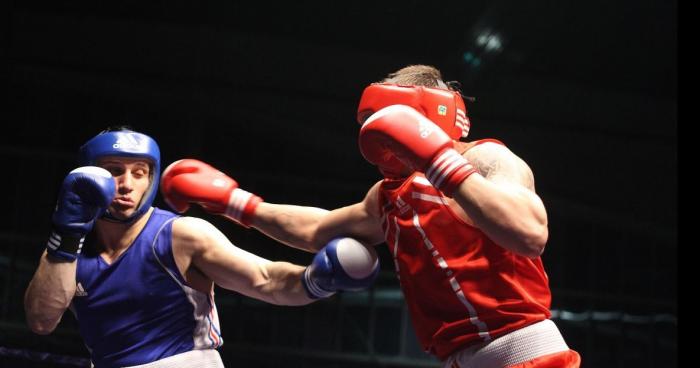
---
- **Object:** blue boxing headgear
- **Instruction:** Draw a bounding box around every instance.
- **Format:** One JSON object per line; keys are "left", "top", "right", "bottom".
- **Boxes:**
{"left": 79, "top": 129, "right": 160, "bottom": 223}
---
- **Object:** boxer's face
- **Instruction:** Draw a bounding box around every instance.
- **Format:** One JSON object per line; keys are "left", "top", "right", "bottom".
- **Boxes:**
{"left": 98, "top": 156, "right": 152, "bottom": 220}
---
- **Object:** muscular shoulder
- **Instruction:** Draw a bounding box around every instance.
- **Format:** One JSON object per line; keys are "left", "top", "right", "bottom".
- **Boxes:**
{"left": 357, "top": 181, "right": 388, "bottom": 223}
{"left": 464, "top": 142, "right": 536, "bottom": 190}
{"left": 171, "top": 216, "right": 220, "bottom": 254}
{"left": 364, "top": 181, "right": 382, "bottom": 210}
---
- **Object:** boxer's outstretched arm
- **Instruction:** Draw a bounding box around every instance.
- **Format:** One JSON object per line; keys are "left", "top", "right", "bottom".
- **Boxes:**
{"left": 172, "top": 217, "right": 379, "bottom": 305}
{"left": 250, "top": 182, "right": 386, "bottom": 253}
{"left": 160, "top": 159, "right": 384, "bottom": 253}
{"left": 172, "top": 217, "right": 311, "bottom": 305}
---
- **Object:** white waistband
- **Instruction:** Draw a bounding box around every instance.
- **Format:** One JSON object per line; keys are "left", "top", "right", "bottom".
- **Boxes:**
{"left": 123, "top": 349, "right": 224, "bottom": 368}
{"left": 445, "top": 319, "right": 569, "bottom": 368}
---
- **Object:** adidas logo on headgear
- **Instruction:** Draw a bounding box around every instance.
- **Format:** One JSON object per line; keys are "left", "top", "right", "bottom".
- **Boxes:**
{"left": 112, "top": 134, "right": 143, "bottom": 150}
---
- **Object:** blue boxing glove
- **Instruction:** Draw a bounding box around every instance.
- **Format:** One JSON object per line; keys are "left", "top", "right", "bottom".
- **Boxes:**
{"left": 46, "top": 167, "right": 115, "bottom": 261}
{"left": 302, "top": 237, "right": 380, "bottom": 299}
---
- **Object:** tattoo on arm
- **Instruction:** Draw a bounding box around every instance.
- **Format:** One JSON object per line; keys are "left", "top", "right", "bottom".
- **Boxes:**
{"left": 471, "top": 154, "right": 501, "bottom": 179}
{"left": 466, "top": 144, "right": 536, "bottom": 191}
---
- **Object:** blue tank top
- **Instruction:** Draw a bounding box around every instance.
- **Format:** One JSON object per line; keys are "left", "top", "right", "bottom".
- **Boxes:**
{"left": 70, "top": 208, "right": 223, "bottom": 368}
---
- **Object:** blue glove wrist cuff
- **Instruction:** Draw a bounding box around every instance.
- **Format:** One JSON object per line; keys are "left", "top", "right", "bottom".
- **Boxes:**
{"left": 301, "top": 267, "right": 336, "bottom": 299}
{"left": 46, "top": 230, "right": 85, "bottom": 262}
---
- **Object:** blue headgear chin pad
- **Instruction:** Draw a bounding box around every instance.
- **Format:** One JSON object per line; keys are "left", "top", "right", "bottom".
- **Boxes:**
{"left": 79, "top": 130, "right": 161, "bottom": 222}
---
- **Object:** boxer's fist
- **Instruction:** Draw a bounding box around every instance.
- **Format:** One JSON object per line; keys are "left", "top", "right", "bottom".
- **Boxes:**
{"left": 160, "top": 159, "right": 262, "bottom": 227}
{"left": 47, "top": 167, "right": 115, "bottom": 261}
{"left": 359, "top": 105, "right": 478, "bottom": 196}
{"left": 302, "top": 238, "right": 380, "bottom": 299}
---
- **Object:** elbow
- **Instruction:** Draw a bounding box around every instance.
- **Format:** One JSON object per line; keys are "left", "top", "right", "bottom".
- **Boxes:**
{"left": 522, "top": 225, "right": 548, "bottom": 259}
{"left": 507, "top": 223, "right": 547, "bottom": 259}
{"left": 24, "top": 303, "right": 60, "bottom": 335}
{"left": 26, "top": 316, "right": 58, "bottom": 335}
{"left": 30, "top": 324, "right": 55, "bottom": 335}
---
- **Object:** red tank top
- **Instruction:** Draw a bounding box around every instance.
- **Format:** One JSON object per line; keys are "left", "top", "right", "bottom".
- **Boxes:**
{"left": 377, "top": 139, "right": 552, "bottom": 360}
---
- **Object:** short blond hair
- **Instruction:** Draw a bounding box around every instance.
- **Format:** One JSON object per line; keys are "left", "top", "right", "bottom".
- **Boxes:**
{"left": 382, "top": 65, "right": 444, "bottom": 87}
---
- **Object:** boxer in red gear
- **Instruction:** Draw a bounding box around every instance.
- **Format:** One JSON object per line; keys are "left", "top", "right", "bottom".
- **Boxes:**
{"left": 161, "top": 65, "right": 581, "bottom": 368}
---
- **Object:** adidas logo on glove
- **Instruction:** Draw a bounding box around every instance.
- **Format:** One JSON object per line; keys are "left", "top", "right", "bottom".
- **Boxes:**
{"left": 419, "top": 120, "right": 436, "bottom": 139}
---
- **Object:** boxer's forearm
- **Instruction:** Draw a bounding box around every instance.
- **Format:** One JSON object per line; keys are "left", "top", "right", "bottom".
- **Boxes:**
{"left": 253, "top": 261, "right": 313, "bottom": 305}
{"left": 24, "top": 251, "right": 76, "bottom": 334}
{"left": 251, "top": 203, "right": 330, "bottom": 252}
{"left": 252, "top": 198, "right": 385, "bottom": 253}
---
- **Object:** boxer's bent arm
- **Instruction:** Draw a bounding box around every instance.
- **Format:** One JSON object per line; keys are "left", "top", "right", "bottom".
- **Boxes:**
{"left": 454, "top": 142, "right": 548, "bottom": 258}
{"left": 250, "top": 182, "right": 385, "bottom": 252}
{"left": 172, "top": 217, "right": 313, "bottom": 305}
{"left": 24, "top": 252, "right": 77, "bottom": 334}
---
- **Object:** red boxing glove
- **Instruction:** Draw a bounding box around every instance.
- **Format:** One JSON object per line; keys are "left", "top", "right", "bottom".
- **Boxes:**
{"left": 374, "top": 153, "right": 412, "bottom": 179}
{"left": 359, "top": 105, "right": 478, "bottom": 196}
{"left": 160, "top": 159, "right": 262, "bottom": 227}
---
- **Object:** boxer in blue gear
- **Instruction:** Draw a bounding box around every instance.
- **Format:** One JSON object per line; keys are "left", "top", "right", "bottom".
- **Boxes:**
{"left": 25, "top": 127, "right": 379, "bottom": 368}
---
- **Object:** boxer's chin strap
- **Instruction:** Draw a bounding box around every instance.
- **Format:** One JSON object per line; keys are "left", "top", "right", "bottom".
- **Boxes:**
{"left": 101, "top": 202, "right": 150, "bottom": 224}
{"left": 101, "top": 210, "right": 140, "bottom": 224}
{"left": 100, "top": 172, "right": 155, "bottom": 224}
{"left": 446, "top": 80, "right": 476, "bottom": 102}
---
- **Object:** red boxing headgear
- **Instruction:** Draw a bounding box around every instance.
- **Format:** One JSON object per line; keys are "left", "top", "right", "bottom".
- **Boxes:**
{"left": 357, "top": 83, "right": 470, "bottom": 140}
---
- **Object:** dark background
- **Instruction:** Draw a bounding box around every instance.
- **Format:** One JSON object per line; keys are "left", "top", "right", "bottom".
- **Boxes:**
{"left": 0, "top": 1, "right": 676, "bottom": 367}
